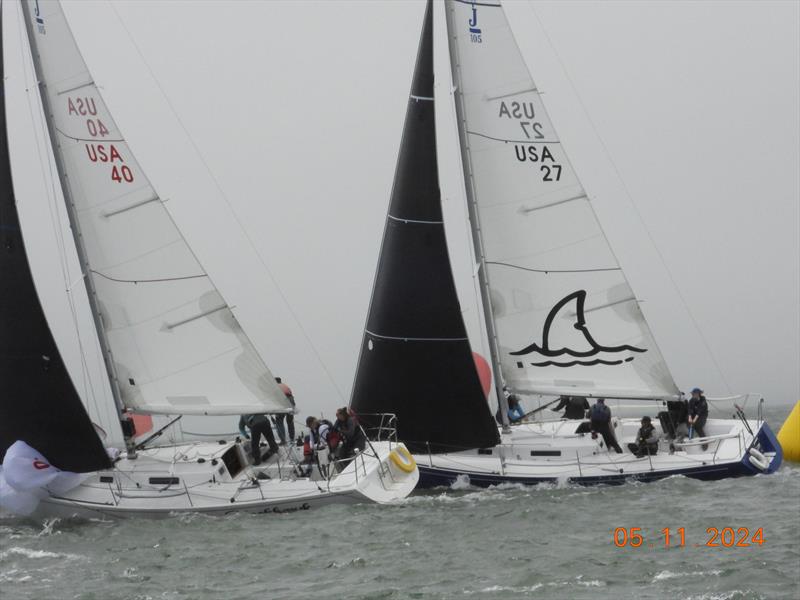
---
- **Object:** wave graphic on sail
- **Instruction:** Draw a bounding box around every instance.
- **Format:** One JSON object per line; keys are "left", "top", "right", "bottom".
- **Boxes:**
{"left": 510, "top": 290, "right": 647, "bottom": 367}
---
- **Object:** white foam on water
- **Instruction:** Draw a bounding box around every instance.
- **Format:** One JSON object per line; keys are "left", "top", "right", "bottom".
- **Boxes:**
{"left": 0, "top": 547, "right": 64, "bottom": 560}
{"left": 450, "top": 474, "right": 472, "bottom": 490}
{"left": 653, "top": 570, "right": 723, "bottom": 583}
{"left": 463, "top": 583, "right": 544, "bottom": 594}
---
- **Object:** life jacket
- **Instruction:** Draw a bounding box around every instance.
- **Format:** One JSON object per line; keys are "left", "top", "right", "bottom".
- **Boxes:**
{"left": 590, "top": 403, "right": 610, "bottom": 422}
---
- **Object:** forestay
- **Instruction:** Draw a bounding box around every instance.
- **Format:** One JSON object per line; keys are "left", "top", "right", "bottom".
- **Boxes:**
{"left": 445, "top": 0, "right": 679, "bottom": 399}
{"left": 22, "top": 1, "right": 291, "bottom": 415}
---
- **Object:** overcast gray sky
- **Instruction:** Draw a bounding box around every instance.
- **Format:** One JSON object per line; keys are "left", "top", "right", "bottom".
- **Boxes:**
{"left": 6, "top": 0, "right": 798, "bottom": 424}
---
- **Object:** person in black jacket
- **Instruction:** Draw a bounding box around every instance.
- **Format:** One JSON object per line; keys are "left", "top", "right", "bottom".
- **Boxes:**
{"left": 551, "top": 395, "right": 590, "bottom": 420}
{"left": 589, "top": 398, "right": 623, "bottom": 453}
{"left": 627, "top": 416, "right": 659, "bottom": 457}
{"left": 334, "top": 407, "right": 366, "bottom": 463}
{"left": 240, "top": 414, "right": 278, "bottom": 465}
{"left": 687, "top": 387, "right": 709, "bottom": 450}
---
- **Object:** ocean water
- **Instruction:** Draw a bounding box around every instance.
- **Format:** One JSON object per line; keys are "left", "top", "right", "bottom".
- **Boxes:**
{"left": 1, "top": 406, "right": 798, "bottom": 600}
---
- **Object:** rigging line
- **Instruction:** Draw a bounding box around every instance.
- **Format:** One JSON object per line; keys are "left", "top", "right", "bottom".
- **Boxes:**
{"left": 54, "top": 126, "right": 124, "bottom": 143}
{"left": 526, "top": 2, "right": 733, "bottom": 395}
{"left": 467, "top": 130, "right": 560, "bottom": 145}
{"left": 107, "top": 4, "right": 347, "bottom": 402}
{"left": 485, "top": 261, "right": 620, "bottom": 274}
{"left": 90, "top": 270, "right": 207, "bottom": 284}
{"left": 15, "top": 2, "right": 106, "bottom": 418}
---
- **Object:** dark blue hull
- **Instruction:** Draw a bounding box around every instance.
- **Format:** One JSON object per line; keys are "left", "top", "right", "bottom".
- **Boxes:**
{"left": 417, "top": 422, "right": 783, "bottom": 489}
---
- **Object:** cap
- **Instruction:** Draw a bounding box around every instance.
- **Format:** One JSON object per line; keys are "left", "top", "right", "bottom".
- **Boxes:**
{"left": 691, "top": 387, "right": 703, "bottom": 394}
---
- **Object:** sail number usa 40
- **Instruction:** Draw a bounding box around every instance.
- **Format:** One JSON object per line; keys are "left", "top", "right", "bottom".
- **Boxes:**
{"left": 66, "top": 95, "right": 135, "bottom": 184}
{"left": 613, "top": 527, "right": 766, "bottom": 548}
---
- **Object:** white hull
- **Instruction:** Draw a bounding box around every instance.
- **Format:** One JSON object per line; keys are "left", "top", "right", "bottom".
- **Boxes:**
{"left": 28, "top": 439, "right": 418, "bottom": 520}
{"left": 413, "top": 417, "right": 781, "bottom": 486}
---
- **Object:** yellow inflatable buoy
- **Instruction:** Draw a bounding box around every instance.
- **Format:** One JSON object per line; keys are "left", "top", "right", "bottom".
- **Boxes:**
{"left": 777, "top": 401, "right": 800, "bottom": 463}
{"left": 389, "top": 446, "right": 417, "bottom": 473}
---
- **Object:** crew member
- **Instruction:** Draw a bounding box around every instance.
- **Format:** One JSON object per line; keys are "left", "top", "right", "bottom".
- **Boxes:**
{"left": 495, "top": 387, "right": 525, "bottom": 424}
{"left": 241, "top": 413, "right": 278, "bottom": 465}
{"left": 590, "top": 398, "right": 622, "bottom": 454}
{"left": 273, "top": 376, "right": 296, "bottom": 445}
{"left": 687, "top": 387, "right": 709, "bottom": 450}
{"left": 627, "top": 416, "right": 659, "bottom": 457}
{"left": 334, "top": 407, "right": 366, "bottom": 463}
{"left": 551, "top": 395, "right": 590, "bottom": 420}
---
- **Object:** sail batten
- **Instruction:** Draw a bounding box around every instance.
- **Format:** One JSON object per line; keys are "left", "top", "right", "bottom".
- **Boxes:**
{"left": 21, "top": 0, "right": 291, "bottom": 416}
{"left": 446, "top": 0, "right": 680, "bottom": 400}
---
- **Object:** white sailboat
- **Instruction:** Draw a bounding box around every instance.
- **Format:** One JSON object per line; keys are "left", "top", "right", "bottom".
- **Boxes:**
{"left": 0, "top": 0, "right": 417, "bottom": 519}
{"left": 350, "top": 0, "right": 782, "bottom": 486}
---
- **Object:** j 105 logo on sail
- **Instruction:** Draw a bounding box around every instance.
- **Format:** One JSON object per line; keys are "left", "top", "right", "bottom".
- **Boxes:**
{"left": 468, "top": 5, "right": 482, "bottom": 43}
{"left": 34, "top": 0, "right": 46, "bottom": 34}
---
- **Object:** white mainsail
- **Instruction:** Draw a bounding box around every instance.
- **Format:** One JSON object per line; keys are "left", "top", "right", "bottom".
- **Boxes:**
{"left": 445, "top": 0, "right": 679, "bottom": 399}
{"left": 21, "top": 1, "right": 291, "bottom": 416}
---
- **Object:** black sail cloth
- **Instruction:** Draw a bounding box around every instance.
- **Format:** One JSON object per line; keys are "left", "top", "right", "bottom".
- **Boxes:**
{"left": 0, "top": 19, "right": 110, "bottom": 472}
{"left": 350, "top": 1, "right": 499, "bottom": 453}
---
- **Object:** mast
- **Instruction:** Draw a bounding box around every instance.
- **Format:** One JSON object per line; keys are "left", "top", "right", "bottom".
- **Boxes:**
{"left": 444, "top": 3, "right": 510, "bottom": 432}
{"left": 20, "top": 2, "right": 135, "bottom": 455}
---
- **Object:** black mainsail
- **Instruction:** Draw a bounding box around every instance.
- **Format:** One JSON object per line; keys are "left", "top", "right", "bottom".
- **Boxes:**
{"left": 0, "top": 15, "right": 110, "bottom": 473}
{"left": 350, "top": 1, "right": 499, "bottom": 453}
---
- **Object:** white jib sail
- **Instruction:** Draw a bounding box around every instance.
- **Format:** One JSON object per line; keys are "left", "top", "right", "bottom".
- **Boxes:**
{"left": 445, "top": 0, "right": 679, "bottom": 399}
{"left": 21, "top": 1, "right": 291, "bottom": 415}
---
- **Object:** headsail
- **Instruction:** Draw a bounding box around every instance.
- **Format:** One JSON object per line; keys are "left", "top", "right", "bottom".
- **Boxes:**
{"left": 445, "top": 0, "right": 679, "bottom": 399}
{"left": 21, "top": 1, "right": 291, "bottom": 416}
{"left": 350, "top": 0, "right": 499, "bottom": 453}
{"left": 1, "top": 9, "right": 110, "bottom": 472}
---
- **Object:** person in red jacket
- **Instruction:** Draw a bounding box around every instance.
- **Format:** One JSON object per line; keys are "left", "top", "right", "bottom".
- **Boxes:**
{"left": 273, "top": 376, "right": 296, "bottom": 445}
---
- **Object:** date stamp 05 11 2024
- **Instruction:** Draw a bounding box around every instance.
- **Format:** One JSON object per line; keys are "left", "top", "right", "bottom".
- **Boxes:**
{"left": 613, "top": 527, "right": 765, "bottom": 549}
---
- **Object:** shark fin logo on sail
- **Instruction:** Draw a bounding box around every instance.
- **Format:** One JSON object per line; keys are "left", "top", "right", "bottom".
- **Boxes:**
{"left": 510, "top": 290, "right": 647, "bottom": 367}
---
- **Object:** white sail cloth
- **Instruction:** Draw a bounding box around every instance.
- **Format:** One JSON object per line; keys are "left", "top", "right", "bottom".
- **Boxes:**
{"left": 445, "top": 0, "right": 679, "bottom": 399}
{"left": 0, "top": 441, "right": 87, "bottom": 516}
{"left": 21, "top": 1, "right": 291, "bottom": 415}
